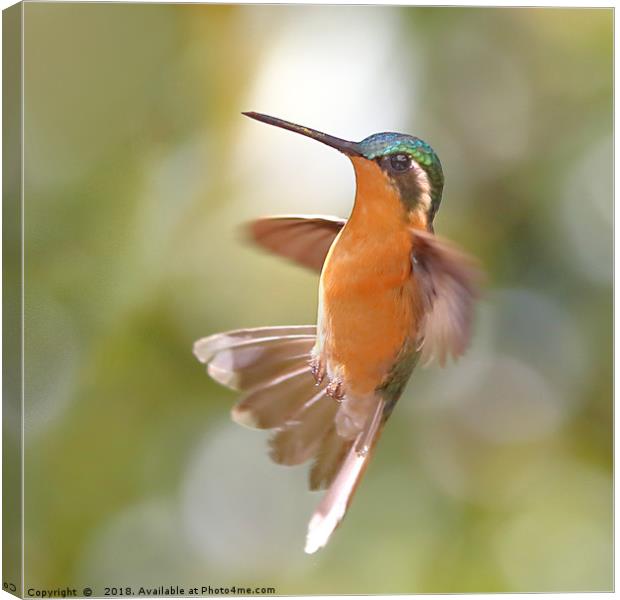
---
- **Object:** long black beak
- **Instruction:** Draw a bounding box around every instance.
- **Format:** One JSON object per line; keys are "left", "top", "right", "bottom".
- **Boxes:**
{"left": 243, "top": 112, "right": 362, "bottom": 157}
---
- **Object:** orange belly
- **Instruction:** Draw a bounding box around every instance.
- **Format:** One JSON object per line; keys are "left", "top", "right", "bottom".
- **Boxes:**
{"left": 320, "top": 226, "right": 420, "bottom": 396}
{"left": 317, "top": 156, "right": 429, "bottom": 397}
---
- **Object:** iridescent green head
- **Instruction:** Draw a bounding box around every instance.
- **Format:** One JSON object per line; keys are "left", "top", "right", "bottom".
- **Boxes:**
{"left": 243, "top": 112, "right": 445, "bottom": 222}
{"left": 358, "top": 132, "right": 444, "bottom": 221}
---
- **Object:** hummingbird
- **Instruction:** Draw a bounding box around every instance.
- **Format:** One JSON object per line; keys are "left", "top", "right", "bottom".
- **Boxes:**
{"left": 194, "top": 112, "right": 481, "bottom": 554}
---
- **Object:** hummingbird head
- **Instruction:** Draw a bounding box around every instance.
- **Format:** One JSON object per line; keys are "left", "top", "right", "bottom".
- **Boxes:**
{"left": 357, "top": 132, "right": 444, "bottom": 223}
{"left": 243, "top": 112, "right": 444, "bottom": 224}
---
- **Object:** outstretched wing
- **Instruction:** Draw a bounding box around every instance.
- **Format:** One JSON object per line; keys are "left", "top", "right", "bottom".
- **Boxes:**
{"left": 411, "top": 229, "right": 483, "bottom": 366}
{"left": 248, "top": 214, "right": 346, "bottom": 273}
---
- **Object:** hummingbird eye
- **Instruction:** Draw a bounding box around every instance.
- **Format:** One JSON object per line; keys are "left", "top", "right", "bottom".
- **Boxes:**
{"left": 389, "top": 153, "right": 412, "bottom": 173}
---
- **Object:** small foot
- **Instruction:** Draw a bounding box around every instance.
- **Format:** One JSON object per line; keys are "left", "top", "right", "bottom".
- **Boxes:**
{"left": 309, "top": 356, "right": 325, "bottom": 386}
{"left": 326, "top": 378, "right": 345, "bottom": 401}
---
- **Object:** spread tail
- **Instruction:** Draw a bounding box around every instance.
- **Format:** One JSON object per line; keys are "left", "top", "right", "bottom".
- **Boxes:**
{"left": 194, "top": 325, "right": 385, "bottom": 553}
{"left": 194, "top": 326, "right": 337, "bottom": 460}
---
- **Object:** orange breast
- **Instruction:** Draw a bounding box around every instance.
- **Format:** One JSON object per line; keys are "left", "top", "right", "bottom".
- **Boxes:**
{"left": 319, "top": 157, "right": 425, "bottom": 395}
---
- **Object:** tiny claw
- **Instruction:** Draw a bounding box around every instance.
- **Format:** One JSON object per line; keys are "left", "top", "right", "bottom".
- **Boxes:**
{"left": 309, "top": 357, "right": 325, "bottom": 385}
{"left": 326, "top": 378, "right": 344, "bottom": 400}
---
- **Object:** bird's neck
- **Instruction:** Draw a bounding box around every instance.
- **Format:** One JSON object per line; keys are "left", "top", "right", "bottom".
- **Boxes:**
{"left": 349, "top": 157, "right": 429, "bottom": 234}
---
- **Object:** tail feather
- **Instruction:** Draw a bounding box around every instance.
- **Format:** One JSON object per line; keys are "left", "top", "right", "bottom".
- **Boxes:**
{"left": 193, "top": 326, "right": 316, "bottom": 372}
{"left": 304, "top": 398, "right": 385, "bottom": 554}
{"left": 194, "top": 329, "right": 315, "bottom": 392}
{"left": 233, "top": 365, "right": 319, "bottom": 429}
{"left": 268, "top": 389, "right": 337, "bottom": 466}
{"left": 212, "top": 352, "right": 311, "bottom": 393}
{"left": 194, "top": 325, "right": 326, "bottom": 430}
{"left": 309, "top": 425, "right": 354, "bottom": 491}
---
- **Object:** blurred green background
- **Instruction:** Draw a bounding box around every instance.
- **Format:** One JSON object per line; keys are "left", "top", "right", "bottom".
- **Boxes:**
{"left": 22, "top": 4, "right": 611, "bottom": 594}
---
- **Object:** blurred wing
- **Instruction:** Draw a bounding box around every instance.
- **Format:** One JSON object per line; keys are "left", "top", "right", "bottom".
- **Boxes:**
{"left": 411, "top": 229, "right": 483, "bottom": 366}
{"left": 248, "top": 215, "right": 346, "bottom": 272}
